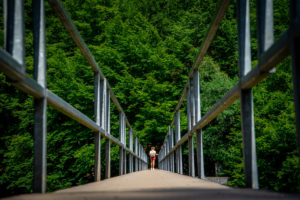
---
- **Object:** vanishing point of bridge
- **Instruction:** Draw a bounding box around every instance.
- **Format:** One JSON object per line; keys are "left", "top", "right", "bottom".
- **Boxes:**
{"left": 1, "top": 0, "right": 300, "bottom": 199}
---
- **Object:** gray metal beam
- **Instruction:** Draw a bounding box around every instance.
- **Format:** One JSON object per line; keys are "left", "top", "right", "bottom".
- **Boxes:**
{"left": 129, "top": 128, "right": 133, "bottom": 173}
{"left": 100, "top": 79, "right": 107, "bottom": 130}
{"left": 47, "top": 90, "right": 100, "bottom": 132}
{"left": 238, "top": 0, "right": 258, "bottom": 189}
{"left": 135, "top": 137, "right": 138, "bottom": 171}
{"left": 194, "top": 70, "right": 205, "bottom": 179}
{"left": 175, "top": 111, "right": 183, "bottom": 174}
{"left": 105, "top": 90, "right": 111, "bottom": 179}
{"left": 123, "top": 149, "right": 127, "bottom": 174}
{"left": 4, "top": 0, "right": 25, "bottom": 68}
{"left": 119, "top": 146, "right": 124, "bottom": 175}
{"left": 188, "top": 80, "right": 195, "bottom": 177}
{"left": 290, "top": 0, "right": 300, "bottom": 157}
{"left": 139, "top": 144, "right": 142, "bottom": 171}
{"left": 94, "top": 73, "right": 101, "bottom": 182}
{"left": 105, "top": 139, "right": 111, "bottom": 178}
{"left": 32, "top": 0, "right": 47, "bottom": 193}
{"left": 122, "top": 114, "right": 127, "bottom": 174}
{"left": 257, "top": 0, "right": 274, "bottom": 58}
{"left": 119, "top": 113, "right": 124, "bottom": 175}
{"left": 0, "top": 47, "right": 25, "bottom": 81}
{"left": 169, "top": 127, "right": 174, "bottom": 172}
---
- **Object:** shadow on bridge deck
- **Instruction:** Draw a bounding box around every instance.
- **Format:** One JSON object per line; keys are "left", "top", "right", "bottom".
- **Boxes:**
{"left": 2, "top": 170, "right": 299, "bottom": 200}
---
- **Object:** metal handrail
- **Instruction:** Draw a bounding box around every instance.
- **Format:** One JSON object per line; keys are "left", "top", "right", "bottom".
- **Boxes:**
{"left": 158, "top": 0, "right": 300, "bottom": 190}
{"left": 0, "top": 0, "right": 148, "bottom": 194}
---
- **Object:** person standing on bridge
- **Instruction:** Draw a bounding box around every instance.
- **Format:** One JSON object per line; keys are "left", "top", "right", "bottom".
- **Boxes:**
{"left": 149, "top": 146, "right": 158, "bottom": 170}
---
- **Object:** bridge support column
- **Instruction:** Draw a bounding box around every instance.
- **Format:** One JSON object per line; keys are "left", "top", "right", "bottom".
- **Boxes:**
{"left": 175, "top": 111, "right": 183, "bottom": 174}
{"left": 290, "top": 1, "right": 300, "bottom": 157}
{"left": 119, "top": 112, "right": 125, "bottom": 175}
{"left": 129, "top": 129, "right": 133, "bottom": 173}
{"left": 119, "top": 147, "right": 124, "bottom": 175}
{"left": 135, "top": 137, "right": 138, "bottom": 171}
{"left": 169, "top": 127, "right": 175, "bottom": 172}
{"left": 123, "top": 149, "right": 127, "bottom": 174}
{"left": 238, "top": 0, "right": 258, "bottom": 189}
{"left": 105, "top": 88, "right": 111, "bottom": 179}
{"left": 193, "top": 70, "right": 205, "bottom": 179}
{"left": 32, "top": 0, "right": 47, "bottom": 193}
{"left": 187, "top": 82, "right": 195, "bottom": 177}
{"left": 166, "top": 139, "right": 169, "bottom": 171}
{"left": 94, "top": 74, "right": 101, "bottom": 182}
{"left": 139, "top": 144, "right": 142, "bottom": 171}
{"left": 105, "top": 140, "right": 111, "bottom": 178}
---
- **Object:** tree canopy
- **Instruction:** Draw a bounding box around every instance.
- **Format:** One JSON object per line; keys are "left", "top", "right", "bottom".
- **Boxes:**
{"left": 0, "top": 0, "right": 299, "bottom": 197}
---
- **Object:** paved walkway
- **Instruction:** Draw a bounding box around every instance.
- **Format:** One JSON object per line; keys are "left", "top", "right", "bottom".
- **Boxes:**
{"left": 2, "top": 170, "right": 300, "bottom": 200}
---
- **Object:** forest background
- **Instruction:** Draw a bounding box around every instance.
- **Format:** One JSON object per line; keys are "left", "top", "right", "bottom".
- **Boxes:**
{"left": 0, "top": 0, "right": 299, "bottom": 197}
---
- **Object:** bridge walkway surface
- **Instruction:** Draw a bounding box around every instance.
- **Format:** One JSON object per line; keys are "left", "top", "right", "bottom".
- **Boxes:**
{"left": 2, "top": 170, "right": 300, "bottom": 200}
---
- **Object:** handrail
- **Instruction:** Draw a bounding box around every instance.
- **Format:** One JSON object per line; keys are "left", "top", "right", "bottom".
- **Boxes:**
{"left": 158, "top": 0, "right": 300, "bottom": 190}
{"left": 0, "top": 0, "right": 148, "bottom": 194}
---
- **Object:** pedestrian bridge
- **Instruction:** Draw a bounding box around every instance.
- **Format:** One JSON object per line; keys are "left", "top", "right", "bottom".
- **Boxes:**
{"left": 3, "top": 170, "right": 300, "bottom": 200}
{"left": 1, "top": 0, "right": 300, "bottom": 199}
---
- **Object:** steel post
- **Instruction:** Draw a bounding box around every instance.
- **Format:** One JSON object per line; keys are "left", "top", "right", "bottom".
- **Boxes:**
{"left": 94, "top": 73, "right": 101, "bottom": 182}
{"left": 105, "top": 90, "right": 111, "bottom": 178}
{"left": 188, "top": 81, "right": 195, "bottom": 177}
{"left": 169, "top": 127, "right": 174, "bottom": 172}
{"left": 129, "top": 129, "right": 133, "bottom": 173}
{"left": 194, "top": 70, "right": 205, "bottom": 179}
{"left": 175, "top": 111, "right": 183, "bottom": 174}
{"left": 290, "top": 0, "right": 300, "bottom": 157}
{"left": 135, "top": 137, "right": 138, "bottom": 171}
{"left": 4, "top": 0, "right": 25, "bottom": 68}
{"left": 238, "top": 0, "right": 258, "bottom": 189}
{"left": 100, "top": 79, "right": 107, "bottom": 130}
{"left": 32, "top": 0, "right": 46, "bottom": 193}
{"left": 119, "top": 147, "right": 123, "bottom": 175}
{"left": 119, "top": 113, "right": 124, "bottom": 175}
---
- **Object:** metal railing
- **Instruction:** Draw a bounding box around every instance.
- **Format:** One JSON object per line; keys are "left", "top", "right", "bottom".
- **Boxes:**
{"left": 0, "top": 0, "right": 148, "bottom": 193}
{"left": 158, "top": 0, "right": 300, "bottom": 189}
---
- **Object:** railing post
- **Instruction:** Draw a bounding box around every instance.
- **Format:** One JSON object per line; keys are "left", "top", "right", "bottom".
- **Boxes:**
{"left": 257, "top": 0, "right": 274, "bottom": 57}
{"left": 194, "top": 69, "right": 205, "bottom": 179}
{"left": 105, "top": 89, "right": 111, "bottom": 179}
{"left": 119, "top": 113, "right": 124, "bottom": 175}
{"left": 100, "top": 78, "right": 108, "bottom": 179}
{"left": 290, "top": 0, "right": 300, "bottom": 158}
{"left": 169, "top": 126, "right": 174, "bottom": 172}
{"left": 32, "top": 0, "right": 46, "bottom": 193}
{"left": 257, "top": 0, "right": 275, "bottom": 72}
{"left": 187, "top": 81, "right": 195, "bottom": 177}
{"left": 135, "top": 137, "right": 138, "bottom": 171}
{"left": 4, "top": 0, "right": 25, "bottom": 68}
{"left": 123, "top": 120, "right": 127, "bottom": 174}
{"left": 139, "top": 144, "right": 142, "bottom": 171}
{"left": 238, "top": 0, "right": 259, "bottom": 189}
{"left": 137, "top": 143, "right": 140, "bottom": 171}
{"left": 94, "top": 74, "right": 101, "bottom": 182}
{"left": 129, "top": 128, "right": 133, "bottom": 173}
{"left": 175, "top": 111, "right": 183, "bottom": 174}
{"left": 165, "top": 139, "right": 169, "bottom": 171}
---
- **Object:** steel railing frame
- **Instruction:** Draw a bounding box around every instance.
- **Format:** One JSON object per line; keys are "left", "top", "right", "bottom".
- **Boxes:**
{"left": 158, "top": 0, "right": 300, "bottom": 190}
{"left": 0, "top": 0, "right": 148, "bottom": 193}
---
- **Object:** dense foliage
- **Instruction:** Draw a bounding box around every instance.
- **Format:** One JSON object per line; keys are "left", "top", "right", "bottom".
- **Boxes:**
{"left": 0, "top": 0, "right": 299, "bottom": 197}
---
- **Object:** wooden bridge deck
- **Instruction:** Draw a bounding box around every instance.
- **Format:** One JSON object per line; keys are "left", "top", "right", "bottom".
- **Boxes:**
{"left": 2, "top": 170, "right": 300, "bottom": 200}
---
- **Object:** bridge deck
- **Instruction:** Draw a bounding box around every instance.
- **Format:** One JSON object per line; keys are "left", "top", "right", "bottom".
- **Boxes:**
{"left": 3, "top": 170, "right": 299, "bottom": 200}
